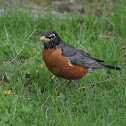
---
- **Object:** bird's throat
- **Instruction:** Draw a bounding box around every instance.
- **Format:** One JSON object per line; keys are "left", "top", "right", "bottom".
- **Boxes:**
{"left": 44, "top": 42, "right": 57, "bottom": 50}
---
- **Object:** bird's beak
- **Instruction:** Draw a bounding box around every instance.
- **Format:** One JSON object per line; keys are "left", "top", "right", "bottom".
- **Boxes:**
{"left": 39, "top": 36, "right": 50, "bottom": 41}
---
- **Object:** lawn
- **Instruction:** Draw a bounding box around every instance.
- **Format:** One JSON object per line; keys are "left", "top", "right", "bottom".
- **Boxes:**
{"left": 0, "top": 0, "right": 126, "bottom": 125}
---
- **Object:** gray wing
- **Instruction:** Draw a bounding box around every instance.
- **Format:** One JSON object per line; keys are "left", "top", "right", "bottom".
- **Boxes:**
{"left": 57, "top": 42, "right": 105, "bottom": 69}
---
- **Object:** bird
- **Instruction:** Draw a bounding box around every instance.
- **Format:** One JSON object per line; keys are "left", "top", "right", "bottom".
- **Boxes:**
{"left": 40, "top": 31, "right": 121, "bottom": 87}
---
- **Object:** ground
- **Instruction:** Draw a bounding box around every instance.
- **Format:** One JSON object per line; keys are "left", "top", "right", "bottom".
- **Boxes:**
{"left": 0, "top": 0, "right": 126, "bottom": 125}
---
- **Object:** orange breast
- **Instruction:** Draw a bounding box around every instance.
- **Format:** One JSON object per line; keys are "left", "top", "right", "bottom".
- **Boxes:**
{"left": 42, "top": 48, "right": 88, "bottom": 80}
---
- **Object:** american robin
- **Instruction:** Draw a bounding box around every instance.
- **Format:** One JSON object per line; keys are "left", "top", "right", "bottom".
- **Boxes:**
{"left": 40, "top": 31, "right": 121, "bottom": 86}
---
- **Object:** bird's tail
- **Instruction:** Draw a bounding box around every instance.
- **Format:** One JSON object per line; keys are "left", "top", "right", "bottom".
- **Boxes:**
{"left": 102, "top": 64, "right": 121, "bottom": 70}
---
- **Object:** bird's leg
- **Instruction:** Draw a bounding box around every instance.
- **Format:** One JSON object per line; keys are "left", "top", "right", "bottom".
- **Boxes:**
{"left": 64, "top": 80, "right": 78, "bottom": 92}
{"left": 71, "top": 80, "right": 78, "bottom": 93}
{"left": 73, "top": 80, "right": 78, "bottom": 87}
{"left": 65, "top": 80, "right": 72, "bottom": 88}
{"left": 63, "top": 80, "right": 72, "bottom": 91}
{"left": 68, "top": 80, "right": 72, "bottom": 85}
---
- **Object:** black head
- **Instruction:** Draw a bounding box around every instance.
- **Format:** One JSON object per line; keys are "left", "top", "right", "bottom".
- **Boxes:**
{"left": 40, "top": 31, "right": 61, "bottom": 50}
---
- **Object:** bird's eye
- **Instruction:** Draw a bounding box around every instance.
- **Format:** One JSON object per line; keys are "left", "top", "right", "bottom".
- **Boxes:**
{"left": 49, "top": 33, "right": 56, "bottom": 39}
{"left": 51, "top": 35, "right": 55, "bottom": 38}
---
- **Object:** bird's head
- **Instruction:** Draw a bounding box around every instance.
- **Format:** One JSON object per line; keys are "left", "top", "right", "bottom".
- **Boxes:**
{"left": 40, "top": 31, "right": 61, "bottom": 49}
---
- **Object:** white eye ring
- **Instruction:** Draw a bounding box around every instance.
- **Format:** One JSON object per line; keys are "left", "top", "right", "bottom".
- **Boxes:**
{"left": 49, "top": 33, "right": 56, "bottom": 39}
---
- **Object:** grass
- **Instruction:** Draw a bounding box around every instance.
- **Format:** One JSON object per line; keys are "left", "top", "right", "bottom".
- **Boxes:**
{"left": 0, "top": 0, "right": 126, "bottom": 125}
